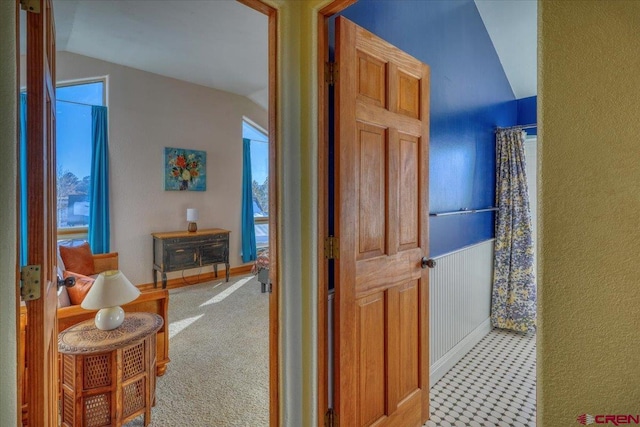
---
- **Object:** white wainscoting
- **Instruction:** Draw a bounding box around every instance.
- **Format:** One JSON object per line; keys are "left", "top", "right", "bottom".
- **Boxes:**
{"left": 429, "top": 239, "right": 495, "bottom": 387}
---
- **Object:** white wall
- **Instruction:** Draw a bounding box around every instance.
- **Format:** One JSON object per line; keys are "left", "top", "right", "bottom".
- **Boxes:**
{"left": 0, "top": 1, "right": 18, "bottom": 425}
{"left": 51, "top": 52, "right": 267, "bottom": 285}
{"left": 429, "top": 240, "right": 494, "bottom": 387}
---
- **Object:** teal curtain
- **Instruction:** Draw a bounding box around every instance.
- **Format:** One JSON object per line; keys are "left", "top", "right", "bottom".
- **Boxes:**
{"left": 88, "top": 106, "right": 110, "bottom": 254}
{"left": 491, "top": 129, "right": 536, "bottom": 333}
{"left": 241, "top": 138, "right": 257, "bottom": 262}
{"left": 20, "top": 93, "right": 28, "bottom": 266}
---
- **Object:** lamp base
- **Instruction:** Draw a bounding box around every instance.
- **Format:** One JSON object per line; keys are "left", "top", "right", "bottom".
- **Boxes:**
{"left": 94, "top": 306, "right": 125, "bottom": 330}
{"left": 188, "top": 222, "right": 198, "bottom": 232}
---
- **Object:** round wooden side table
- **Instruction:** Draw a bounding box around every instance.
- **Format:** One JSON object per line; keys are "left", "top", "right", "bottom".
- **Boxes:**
{"left": 58, "top": 312, "right": 163, "bottom": 427}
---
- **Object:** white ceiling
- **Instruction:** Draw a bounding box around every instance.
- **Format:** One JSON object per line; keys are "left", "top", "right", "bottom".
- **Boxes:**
{"left": 52, "top": 0, "right": 269, "bottom": 109}
{"left": 474, "top": 0, "right": 537, "bottom": 99}
{"left": 44, "top": 1, "right": 535, "bottom": 110}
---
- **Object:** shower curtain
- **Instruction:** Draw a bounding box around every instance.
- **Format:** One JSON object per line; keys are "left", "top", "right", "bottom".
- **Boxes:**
{"left": 491, "top": 129, "right": 536, "bottom": 333}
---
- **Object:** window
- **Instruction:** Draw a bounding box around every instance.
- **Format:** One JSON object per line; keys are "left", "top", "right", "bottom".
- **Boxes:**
{"left": 56, "top": 81, "right": 105, "bottom": 232}
{"left": 243, "top": 120, "right": 269, "bottom": 249}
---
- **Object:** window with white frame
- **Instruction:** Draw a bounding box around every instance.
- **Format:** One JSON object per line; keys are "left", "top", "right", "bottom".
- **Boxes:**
{"left": 243, "top": 120, "right": 269, "bottom": 249}
{"left": 56, "top": 80, "right": 105, "bottom": 232}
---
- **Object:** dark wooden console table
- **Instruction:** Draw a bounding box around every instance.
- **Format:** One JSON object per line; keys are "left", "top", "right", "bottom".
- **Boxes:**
{"left": 152, "top": 228, "right": 230, "bottom": 288}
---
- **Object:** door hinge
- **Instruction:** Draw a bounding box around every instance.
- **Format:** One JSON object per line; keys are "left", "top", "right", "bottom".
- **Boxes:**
{"left": 325, "top": 408, "right": 338, "bottom": 427}
{"left": 324, "top": 236, "right": 339, "bottom": 260}
{"left": 325, "top": 62, "right": 338, "bottom": 86}
{"left": 20, "top": 265, "right": 42, "bottom": 301}
{"left": 20, "top": 0, "right": 41, "bottom": 13}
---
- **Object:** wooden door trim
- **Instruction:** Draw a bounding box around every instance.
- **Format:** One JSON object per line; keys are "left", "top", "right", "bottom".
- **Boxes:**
{"left": 15, "top": 1, "right": 22, "bottom": 425}
{"left": 24, "top": 0, "right": 59, "bottom": 425}
{"left": 236, "top": 1, "right": 279, "bottom": 426}
{"left": 317, "top": 1, "right": 357, "bottom": 425}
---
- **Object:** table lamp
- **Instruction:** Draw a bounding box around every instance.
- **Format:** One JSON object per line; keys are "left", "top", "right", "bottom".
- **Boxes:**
{"left": 81, "top": 270, "right": 141, "bottom": 330}
{"left": 187, "top": 208, "right": 199, "bottom": 232}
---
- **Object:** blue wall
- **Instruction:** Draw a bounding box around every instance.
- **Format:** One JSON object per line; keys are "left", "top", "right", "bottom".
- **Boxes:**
{"left": 517, "top": 96, "right": 537, "bottom": 135}
{"left": 338, "top": 0, "right": 519, "bottom": 256}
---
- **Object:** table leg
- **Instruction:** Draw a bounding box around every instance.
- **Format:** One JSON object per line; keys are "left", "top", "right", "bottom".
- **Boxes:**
{"left": 214, "top": 264, "right": 218, "bottom": 278}
{"left": 153, "top": 270, "right": 157, "bottom": 288}
{"left": 162, "top": 272, "right": 167, "bottom": 289}
{"left": 226, "top": 263, "right": 230, "bottom": 282}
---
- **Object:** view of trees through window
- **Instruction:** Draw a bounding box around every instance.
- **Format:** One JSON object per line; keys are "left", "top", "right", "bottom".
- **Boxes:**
{"left": 243, "top": 120, "right": 269, "bottom": 248}
{"left": 56, "top": 81, "right": 104, "bottom": 229}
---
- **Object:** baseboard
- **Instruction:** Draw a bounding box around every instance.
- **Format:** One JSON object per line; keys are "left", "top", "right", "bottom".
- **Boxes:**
{"left": 137, "top": 264, "right": 254, "bottom": 291}
{"left": 430, "top": 318, "right": 492, "bottom": 388}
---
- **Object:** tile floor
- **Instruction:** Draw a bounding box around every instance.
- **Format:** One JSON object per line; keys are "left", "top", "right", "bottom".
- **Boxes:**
{"left": 424, "top": 328, "right": 536, "bottom": 427}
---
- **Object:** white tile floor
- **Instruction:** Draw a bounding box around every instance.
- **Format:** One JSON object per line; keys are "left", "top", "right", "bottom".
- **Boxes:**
{"left": 424, "top": 328, "right": 536, "bottom": 427}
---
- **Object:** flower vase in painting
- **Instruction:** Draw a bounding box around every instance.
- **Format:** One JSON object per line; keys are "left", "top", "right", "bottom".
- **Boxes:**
{"left": 164, "top": 147, "right": 207, "bottom": 191}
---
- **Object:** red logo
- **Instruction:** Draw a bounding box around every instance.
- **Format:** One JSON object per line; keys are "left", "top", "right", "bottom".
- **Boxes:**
{"left": 578, "top": 414, "right": 595, "bottom": 425}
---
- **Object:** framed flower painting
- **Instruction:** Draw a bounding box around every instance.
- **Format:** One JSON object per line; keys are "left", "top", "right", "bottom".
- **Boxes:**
{"left": 164, "top": 147, "right": 206, "bottom": 191}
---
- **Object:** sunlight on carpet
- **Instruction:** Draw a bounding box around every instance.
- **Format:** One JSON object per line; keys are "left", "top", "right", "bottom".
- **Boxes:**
{"left": 200, "top": 276, "right": 254, "bottom": 306}
{"left": 168, "top": 314, "right": 204, "bottom": 340}
{"left": 124, "top": 274, "right": 269, "bottom": 426}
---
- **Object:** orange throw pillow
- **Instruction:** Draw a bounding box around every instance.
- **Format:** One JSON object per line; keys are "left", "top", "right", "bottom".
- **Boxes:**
{"left": 59, "top": 242, "right": 95, "bottom": 276}
{"left": 63, "top": 271, "right": 95, "bottom": 305}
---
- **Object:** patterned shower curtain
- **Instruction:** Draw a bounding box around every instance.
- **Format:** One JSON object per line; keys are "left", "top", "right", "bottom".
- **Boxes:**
{"left": 491, "top": 129, "right": 536, "bottom": 333}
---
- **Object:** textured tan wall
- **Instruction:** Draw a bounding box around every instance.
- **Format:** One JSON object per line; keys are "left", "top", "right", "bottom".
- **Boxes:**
{"left": 0, "top": 1, "right": 18, "bottom": 425}
{"left": 539, "top": 1, "right": 640, "bottom": 424}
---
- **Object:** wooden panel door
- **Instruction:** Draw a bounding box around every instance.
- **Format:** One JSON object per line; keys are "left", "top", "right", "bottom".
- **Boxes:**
{"left": 23, "top": 0, "right": 59, "bottom": 425}
{"left": 334, "top": 16, "right": 430, "bottom": 426}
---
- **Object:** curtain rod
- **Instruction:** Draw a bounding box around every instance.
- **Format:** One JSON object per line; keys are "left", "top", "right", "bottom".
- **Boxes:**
{"left": 495, "top": 123, "right": 537, "bottom": 133}
{"left": 429, "top": 207, "right": 498, "bottom": 217}
{"left": 21, "top": 92, "right": 103, "bottom": 108}
{"left": 57, "top": 99, "right": 104, "bottom": 108}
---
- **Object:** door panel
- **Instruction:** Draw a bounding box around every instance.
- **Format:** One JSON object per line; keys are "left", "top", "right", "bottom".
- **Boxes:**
{"left": 335, "top": 16, "right": 430, "bottom": 426}
{"left": 23, "top": 0, "right": 59, "bottom": 425}
{"left": 398, "top": 281, "right": 419, "bottom": 401}
{"left": 357, "top": 292, "right": 386, "bottom": 426}
{"left": 396, "top": 70, "right": 421, "bottom": 119}
{"left": 357, "top": 122, "right": 387, "bottom": 259}
{"left": 398, "top": 134, "right": 419, "bottom": 251}
{"left": 357, "top": 51, "right": 386, "bottom": 107}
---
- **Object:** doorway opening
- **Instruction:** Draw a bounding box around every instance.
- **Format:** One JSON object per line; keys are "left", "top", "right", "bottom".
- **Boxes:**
{"left": 316, "top": 2, "right": 538, "bottom": 426}
{"left": 16, "top": 0, "right": 279, "bottom": 425}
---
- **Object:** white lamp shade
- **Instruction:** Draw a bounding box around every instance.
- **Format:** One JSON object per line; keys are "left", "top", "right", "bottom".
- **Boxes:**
{"left": 187, "top": 208, "right": 199, "bottom": 222}
{"left": 81, "top": 270, "right": 141, "bottom": 310}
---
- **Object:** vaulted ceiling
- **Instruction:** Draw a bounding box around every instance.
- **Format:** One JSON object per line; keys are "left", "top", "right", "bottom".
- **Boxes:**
{"left": 46, "top": 0, "right": 536, "bottom": 110}
{"left": 474, "top": 0, "right": 537, "bottom": 99}
{"left": 52, "top": 0, "right": 269, "bottom": 109}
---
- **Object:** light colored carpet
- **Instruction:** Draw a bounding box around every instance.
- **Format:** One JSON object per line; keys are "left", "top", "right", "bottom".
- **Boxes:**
{"left": 125, "top": 274, "right": 269, "bottom": 427}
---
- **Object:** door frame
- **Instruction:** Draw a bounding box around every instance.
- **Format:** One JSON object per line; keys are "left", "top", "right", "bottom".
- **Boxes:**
{"left": 14, "top": 1, "right": 281, "bottom": 425}
{"left": 316, "top": 1, "right": 357, "bottom": 424}
{"left": 14, "top": 1, "right": 22, "bottom": 424}
{"left": 236, "top": 1, "right": 280, "bottom": 425}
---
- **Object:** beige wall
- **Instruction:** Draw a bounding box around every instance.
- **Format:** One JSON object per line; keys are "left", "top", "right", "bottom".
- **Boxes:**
{"left": 52, "top": 52, "right": 268, "bottom": 285}
{"left": 539, "top": 0, "right": 640, "bottom": 424}
{"left": 0, "top": 1, "right": 18, "bottom": 425}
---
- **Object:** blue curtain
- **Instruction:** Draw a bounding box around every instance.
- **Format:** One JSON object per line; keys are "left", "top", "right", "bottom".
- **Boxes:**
{"left": 491, "top": 129, "right": 536, "bottom": 333}
{"left": 88, "top": 106, "right": 110, "bottom": 254}
{"left": 20, "top": 93, "right": 28, "bottom": 266}
{"left": 241, "top": 138, "right": 257, "bottom": 262}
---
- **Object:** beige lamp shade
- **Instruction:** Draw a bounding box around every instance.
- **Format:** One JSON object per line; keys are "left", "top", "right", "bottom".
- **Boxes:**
{"left": 81, "top": 270, "right": 141, "bottom": 330}
{"left": 186, "top": 208, "right": 199, "bottom": 222}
